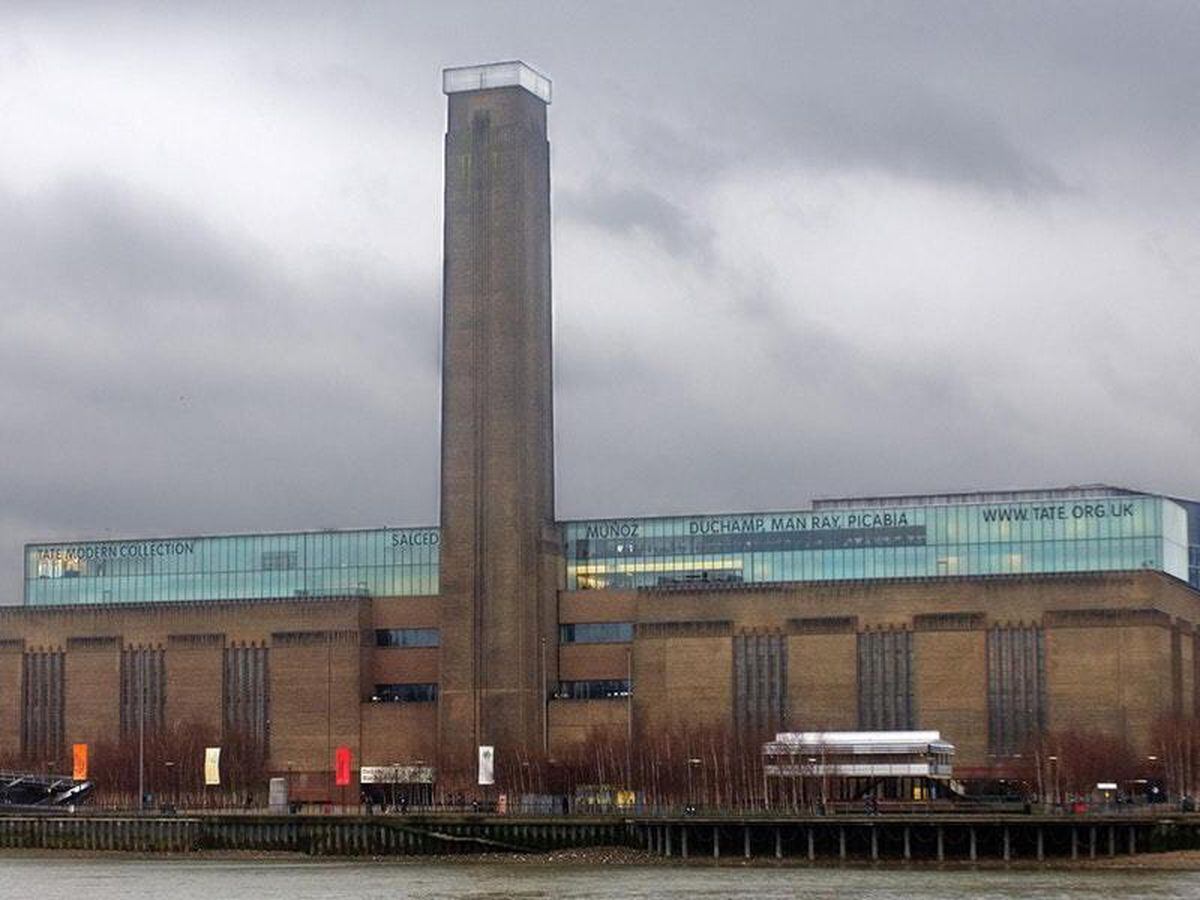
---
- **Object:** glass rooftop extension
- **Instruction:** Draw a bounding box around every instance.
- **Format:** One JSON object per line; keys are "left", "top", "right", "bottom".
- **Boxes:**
{"left": 22, "top": 489, "right": 1200, "bottom": 606}
{"left": 25, "top": 526, "right": 439, "bottom": 607}
{"left": 562, "top": 491, "right": 1193, "bottom": 591}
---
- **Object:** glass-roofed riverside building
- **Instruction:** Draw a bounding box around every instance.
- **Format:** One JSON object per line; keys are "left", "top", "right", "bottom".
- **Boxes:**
{"left": 4, "top": 62, "right": 1200, "bottom": 797}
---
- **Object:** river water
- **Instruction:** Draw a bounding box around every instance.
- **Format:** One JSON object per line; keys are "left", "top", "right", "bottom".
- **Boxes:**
{"left": 2, "top": 859, "right": 1200, "bottom": 900}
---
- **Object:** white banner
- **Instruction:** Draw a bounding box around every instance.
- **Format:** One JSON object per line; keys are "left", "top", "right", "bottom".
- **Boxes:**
{"left": 204, "top": 747, "right": 221, "bottom": 786}
{"left": 478, "top": 745, "right": 494, "bottom": 786}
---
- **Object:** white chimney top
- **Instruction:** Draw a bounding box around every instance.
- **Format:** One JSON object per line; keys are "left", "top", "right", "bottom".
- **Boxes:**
{"left": 443, "top": 61, "right": 552, "bottom": 104}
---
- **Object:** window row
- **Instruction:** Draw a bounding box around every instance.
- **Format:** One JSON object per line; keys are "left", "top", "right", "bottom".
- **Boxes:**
{"left": 554, "top": 679, "right": 632, "bottom": 700}
{"left": 371, "top": 683, "right": 439, "bottom": 703}
{"left": 566, "top": 537, "right": 1168, "bottom": 590}
{"left": 563, "top": 496, "right": 1169, "bottom": 550}
{"left": 25, "top": 566, "right": 440, "bottom": 605}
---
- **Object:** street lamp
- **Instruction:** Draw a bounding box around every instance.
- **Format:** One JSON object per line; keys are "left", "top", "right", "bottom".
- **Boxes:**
{"left": 1048, "top": 755, "right": 1059, "bottom": 808}
{"left": 686, "top": 758, "right": 701, "bottom": 811}
{"left": 1147, "top": 755, "right": 1161, "bottom": 804}
{"left": 807, "top": 756, "right": 829, "bottom": 812}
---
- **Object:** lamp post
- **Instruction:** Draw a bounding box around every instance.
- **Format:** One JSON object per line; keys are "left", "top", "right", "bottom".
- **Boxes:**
{"left": 388, "top": 761, "right": 400, "bottom": 812}
{"left": 137, "top": 654, "right": 145, "bottom": 811}
{"left": 811, "top": 758, "right": 820, "bottom": 816}
{"left": 1048, "top": 755, "right": 1059, "bottom": 809}
{"left": 686, "top": 757, "right": 701, "bottom": 811}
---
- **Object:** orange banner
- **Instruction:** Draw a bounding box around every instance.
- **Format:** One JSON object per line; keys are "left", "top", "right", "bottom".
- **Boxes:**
{"left": 72, "top": 743, "right": 88, "bottom": 781}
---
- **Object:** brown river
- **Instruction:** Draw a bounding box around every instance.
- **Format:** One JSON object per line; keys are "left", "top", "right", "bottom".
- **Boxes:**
{"left": 2, "top": 858, "right": 1200, "bottom": 899}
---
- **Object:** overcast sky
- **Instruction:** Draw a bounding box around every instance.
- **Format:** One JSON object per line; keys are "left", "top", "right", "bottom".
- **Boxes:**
{"left": 2, "top": 1, "right": 1198, "bottom": 603}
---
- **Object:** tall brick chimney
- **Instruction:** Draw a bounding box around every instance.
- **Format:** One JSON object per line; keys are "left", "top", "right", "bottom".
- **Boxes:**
{"left": 437, "top": 62, "right": 559, "bottom": 781}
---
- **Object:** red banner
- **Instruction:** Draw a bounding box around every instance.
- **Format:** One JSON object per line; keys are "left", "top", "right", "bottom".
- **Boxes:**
{"left": 334, "top": 746, "right": 352, "bottom": 787}
{"left": 72, "top": 743, "right": 88, "bottom": 781}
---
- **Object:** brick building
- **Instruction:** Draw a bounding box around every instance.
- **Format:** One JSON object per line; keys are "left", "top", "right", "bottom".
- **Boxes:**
{"left": 3, "top": 62, "right": 1199, "bottom": 797}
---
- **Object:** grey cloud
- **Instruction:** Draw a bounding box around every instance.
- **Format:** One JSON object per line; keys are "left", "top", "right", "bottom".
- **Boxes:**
{"left": 749, "top": 84, "right": 1065, "bottom": 194}
{"left": 0, "top": 176, "right": 267, "bottom": 315}
{"left": 3, "top": 1, "right": 1200, "bottom": 603}
{"left": 0, "top": 174, "right": 441, "bottom": 602}
{"left": 558, "top": 182, "right": 715, "bottom": 262}
{"left": 578, "top": 66, "right": 1064, "bottom": 195}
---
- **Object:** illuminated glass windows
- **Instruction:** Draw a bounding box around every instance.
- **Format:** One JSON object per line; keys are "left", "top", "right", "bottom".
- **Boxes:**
{"left": 562, "top": 494, "right": 1188, "bottom": 591}
{"left": 555, "top": 679, "right": 631, "bottom": 699}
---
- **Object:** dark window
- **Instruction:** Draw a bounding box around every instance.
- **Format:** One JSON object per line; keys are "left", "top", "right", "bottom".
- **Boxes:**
{"left": 261, "top": 550, "right": 297, "bottom": 571}
{"left": 372, "top": 683, "right": 438, "bottom": 703}
{"left": 555, "top": 679, "right": 631, "bottom": 700}
{"left": 559, "top": 622, "right": 634, "bottom": 644}
{"left": 375, "top": 628, "right": 440, "bottom": 648}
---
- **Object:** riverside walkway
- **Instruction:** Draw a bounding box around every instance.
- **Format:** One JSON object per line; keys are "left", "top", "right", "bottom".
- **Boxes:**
{"left": 2, "top": 809, "right": 1200, "bottom": 861}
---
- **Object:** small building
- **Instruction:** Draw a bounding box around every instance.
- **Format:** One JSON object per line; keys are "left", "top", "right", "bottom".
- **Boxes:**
{"left": 764, "top": 730, "right": 956, "bottom": 804}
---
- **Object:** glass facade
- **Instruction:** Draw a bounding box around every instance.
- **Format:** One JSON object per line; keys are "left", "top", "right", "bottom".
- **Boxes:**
{"left": 562, "top": 493, "right": 1191, "bottom": 591}
{"left": 22, "top": 489, "right": 1198, "bottom": 606}
{"left": 25, "top": 527, "right": 439, "bottom": 606}
{"left": 1178, "top": 499, "right": 1200, "bottom": 590}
